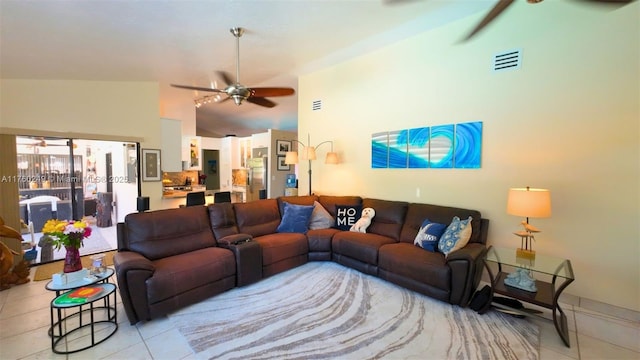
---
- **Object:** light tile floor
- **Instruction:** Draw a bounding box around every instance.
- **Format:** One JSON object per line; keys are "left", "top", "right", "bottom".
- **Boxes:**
{"left": 0, "top": 266, "right": 638, "bottom": 359}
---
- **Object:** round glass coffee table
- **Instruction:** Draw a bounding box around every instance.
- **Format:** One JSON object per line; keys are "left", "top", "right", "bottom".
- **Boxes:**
{"left": 49, "top": 283, "right": 118, "bottom": 354}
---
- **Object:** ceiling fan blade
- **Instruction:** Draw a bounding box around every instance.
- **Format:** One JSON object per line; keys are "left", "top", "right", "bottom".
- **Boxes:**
{"left": 246, "top": 96, "right": 277, "bottom": 108}
{"left": 464, "top": 0, "right": 515, "bottom": 41}
{"left": 251, "top": 87, "right": 295, "bottom": 97}
{"left": 171, "top": 84, "right": 224, "bottom": 93}
{"left": 217, "top": 71, "right": 235, "bottom": 86}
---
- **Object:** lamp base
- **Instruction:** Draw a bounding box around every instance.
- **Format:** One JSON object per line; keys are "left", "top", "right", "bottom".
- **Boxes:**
{"left": 516, "top": 248, "right": 536, "bottom": 260}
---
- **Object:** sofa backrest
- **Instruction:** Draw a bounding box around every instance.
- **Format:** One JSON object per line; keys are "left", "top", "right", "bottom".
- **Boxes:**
{"left": 207, "top": 202, "right": 240, "bottom": 239}
{"left": 317, "top": 195, "right": 362, "bottom": 218}
{"left": 362, "top": 198, "right": 409, "bottom": 241}
{"left": 276, "top": 195, "right": 318, "bottom": 216}
{"left": 233, "top": 199, "right": 281, "bottom": 237}
{"left": 122, "top": 206, "right": 217, "bottom": 260}
{"left": 399, "top": 203, "right": 485, "bottom": 244}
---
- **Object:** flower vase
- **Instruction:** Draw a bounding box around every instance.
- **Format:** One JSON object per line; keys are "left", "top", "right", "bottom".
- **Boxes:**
{"left": 63, "top": 246, "right": 83, "bottom": 273}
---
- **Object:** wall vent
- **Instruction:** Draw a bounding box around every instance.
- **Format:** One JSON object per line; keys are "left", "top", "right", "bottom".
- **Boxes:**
{"left": 493, "top": 49, "right": 522, "bottom": 72}
{"left": 312, "top": 100, "right": 322, "bottom": 111}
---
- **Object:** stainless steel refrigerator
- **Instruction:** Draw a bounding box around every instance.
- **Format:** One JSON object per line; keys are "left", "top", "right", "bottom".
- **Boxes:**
{"left": 246, "top": 148, "right": 267, "bottom": 202}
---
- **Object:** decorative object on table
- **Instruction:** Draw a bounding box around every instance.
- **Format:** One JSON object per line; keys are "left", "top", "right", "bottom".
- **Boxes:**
{"left": 90, "top": 254, "right": 107, "bottom": 275}
{"left": 42, "top": 218, "right": 92, "bottom": 273}
{"left": 504, "top": 268, "right": 538, "bottom": 292}
{"left": 506, "top": 186, "right": 552, "bottom": 259}
{"left": 284, "top": 133, "right": 339, "bottom": 195}
{"left": 198, "top": 173, "right": 207, "bottom": 185}
{"left": 349, "top": 207, "right": 376, "bottom": 233}
{"left": 0, "top": 216, "right": 31, "bottom": 290}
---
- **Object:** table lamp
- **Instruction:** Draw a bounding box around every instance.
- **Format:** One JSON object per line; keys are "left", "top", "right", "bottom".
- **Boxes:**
{"left": 507, "top": 186, "right": 552, "bottom": 259}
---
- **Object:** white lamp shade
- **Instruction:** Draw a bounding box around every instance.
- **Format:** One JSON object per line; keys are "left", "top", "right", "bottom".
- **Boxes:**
{"left": 507, "top": 188, "right": 552, "bottom": 218}
{"left": 325, "top": 152, "right": 338, "bottom": 164}
{"left": 284, "top": 151, "right": 299, "bottom": 165}
{"left": 307, "top": 146, "right": 317, "bottom": 160}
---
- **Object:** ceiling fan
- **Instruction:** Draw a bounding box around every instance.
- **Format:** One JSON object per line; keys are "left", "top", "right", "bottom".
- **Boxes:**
{"left": 464, "top": 0, "right": 636, "bottom": 41}
{"left": 171, "top": 27, "right": 295, "bottom": 108}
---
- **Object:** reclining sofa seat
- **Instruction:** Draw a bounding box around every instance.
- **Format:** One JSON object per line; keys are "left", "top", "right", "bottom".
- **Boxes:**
{"left": 210, "top": 199, "right": 309, "bottom": 278}
{"left": 276, "top": 195, "right": 362, "bottom": 261}
{"left": 114, "top": 206, "right": 236, "bottom": 324}
{"left": 379, "top": 203, "right": 489, "bottom": 305}
{"left": 332, "top": 198, "right": 408, "bottom": 276}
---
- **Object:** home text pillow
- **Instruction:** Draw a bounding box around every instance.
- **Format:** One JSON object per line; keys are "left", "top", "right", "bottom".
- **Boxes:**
{"left": 438, "top": 216, "right": 473, "bottom": 256}
{"left": 309, "top": 201, "right": 334, "bottom": 230}
{"left": 413, "top": 219, "right": 448, "bottom": 252}
{"left": 276, "top": 202, "right": 315, "bottom": 234}
{"left": 334, "top": 205, "right": 362, "bottom": 231}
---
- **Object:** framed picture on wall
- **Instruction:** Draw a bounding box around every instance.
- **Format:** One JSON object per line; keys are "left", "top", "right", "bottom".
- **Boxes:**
{"left": 276, "top": 140, "right": 291, "bottom": 155}
{"left": 142, "top": 148, "right": 161, "bottom": 181}
{"left": 277, "top": 156, "right": 290, "bottom": 171}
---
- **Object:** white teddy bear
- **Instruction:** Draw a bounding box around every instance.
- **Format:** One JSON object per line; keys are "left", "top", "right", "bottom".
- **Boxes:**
{"left": 350, "top": 207, "right": 376, "bottom": 233}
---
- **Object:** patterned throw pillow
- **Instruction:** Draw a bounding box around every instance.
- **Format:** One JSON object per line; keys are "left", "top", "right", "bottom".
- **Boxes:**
{"left": 308, "top": 201, "right": 334, "bottom": 230}
{"left": 334, "top": 205, "right": 362, "bottom": 231}
{"left": 413, "top": 219, "right": 448, "bottom": 252}
{"left": 438, "top": 216, "right": 473, "bottom": 256}
{"left": 276, "top": 202, "right": 315, "bottom": 233}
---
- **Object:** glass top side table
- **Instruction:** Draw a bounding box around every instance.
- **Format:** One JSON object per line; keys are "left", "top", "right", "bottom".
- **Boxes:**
{"left": 482, "top": 246, "right": 575, "bottom": 347}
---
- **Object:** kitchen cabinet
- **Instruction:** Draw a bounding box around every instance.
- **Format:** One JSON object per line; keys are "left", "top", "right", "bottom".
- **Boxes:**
{"left": 160, "top": 118, "right": 182, "bottom": 172}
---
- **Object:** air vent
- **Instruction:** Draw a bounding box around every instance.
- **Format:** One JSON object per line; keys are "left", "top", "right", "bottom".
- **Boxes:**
{"left": 312, "top": 100, "right": 322, "bottom": 111}
{"left": 493, "top": 49, "right": 522, "bottom": 72}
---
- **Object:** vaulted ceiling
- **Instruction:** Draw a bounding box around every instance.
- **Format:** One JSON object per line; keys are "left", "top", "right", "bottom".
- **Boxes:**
{"left": 1, "top": 0, "right": 497, "bottom": 137}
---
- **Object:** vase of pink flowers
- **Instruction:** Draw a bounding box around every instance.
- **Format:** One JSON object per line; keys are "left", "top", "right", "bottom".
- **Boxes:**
{"left": 42, "top": 219, "right": 92, "bottom": 273}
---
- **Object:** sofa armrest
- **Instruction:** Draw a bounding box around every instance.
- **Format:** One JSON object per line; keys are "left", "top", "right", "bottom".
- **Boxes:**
{"left": 217, "top": 233, "right": 253, "bottom": 247}
{"left": 445, "top": 242, "right": 486, "bottom": 263}
{"left": 113, "top": 251, "right": 155, "bottom": 324}
{"left": 445, "top": 243, "right": 487, "bottom": 306}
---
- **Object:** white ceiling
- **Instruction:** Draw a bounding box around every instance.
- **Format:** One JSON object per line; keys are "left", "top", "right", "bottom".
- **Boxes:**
{"left": 0, "top": 0, "right": 495, "bottom": 138}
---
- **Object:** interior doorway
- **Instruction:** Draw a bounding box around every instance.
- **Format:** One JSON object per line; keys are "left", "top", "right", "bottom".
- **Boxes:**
{"left": 15, "top": 136, "right": 138, "bottom": 264}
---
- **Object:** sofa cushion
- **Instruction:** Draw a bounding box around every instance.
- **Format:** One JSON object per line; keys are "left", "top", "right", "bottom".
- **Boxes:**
{"left": 207, "top": 202, "right": 239, "bottom": 240}
{"left": 277, "top": 195, "right": 318, "bottom": 215}
{"left": 334, "top": 204, "right": 362, "bottom": 230}
{"left": 413, "top": 219, "right": 447, "bottom": 252}
{"left": 309, "top": 201, "right": 334, "bottom": 230}
{"left": 277, "top": 202, "right": 314, "bottom": 233}
{"left": 399, "top": 203, "right": 482, "bottom": 244}
{"left": 379, "top": 243, "right": 450, "bottom": 291}
{"left": 362, "top": 198, "right": 409, "bottom": 240}
{"left": 253, "top": 233, "right": 309, "bottom": 266}
{"left": 318, "top": 195, "right": 362, "bottom": 218}
{"left": 146, "top": 247, "right": 235, "bottom": 304}
{"left": 124, "top": 206, "right": 217, "bottom": 260}
{"left": 332, "top": 231, "right": 396, "bottom": 265}
{"left": 233, "top": 199, "right": 281, "bottom": 237}
{"left": 439, "top": 216, "right": 473, "bottom": 256}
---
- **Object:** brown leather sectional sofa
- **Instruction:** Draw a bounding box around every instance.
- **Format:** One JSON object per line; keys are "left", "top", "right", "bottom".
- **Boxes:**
{"left": 114, "top": 195, "right": 488, "bottom": 325}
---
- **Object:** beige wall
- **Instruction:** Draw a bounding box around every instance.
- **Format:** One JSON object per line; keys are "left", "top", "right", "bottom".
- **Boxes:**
{"left": 298, "top": 2, "right": 639, "bottom": 311}
{"left": 0, "top": 79, "right": 163, "bottom": 210}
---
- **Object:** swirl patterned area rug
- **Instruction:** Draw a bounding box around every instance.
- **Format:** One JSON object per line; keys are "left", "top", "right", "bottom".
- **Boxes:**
{"left": 169, "top": 262, "right": 539, "bottom": 360}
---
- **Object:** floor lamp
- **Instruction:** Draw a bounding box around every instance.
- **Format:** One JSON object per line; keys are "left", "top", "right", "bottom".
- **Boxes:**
{"left": 284, "top": 134, "right": 338, "bottom": 195}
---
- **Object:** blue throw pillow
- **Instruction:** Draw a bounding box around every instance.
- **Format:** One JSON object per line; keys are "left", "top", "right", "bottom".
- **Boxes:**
{"left": 438, "top": 216, "right": 473, "bottom": 256}
{"left": 334, "top": 205, "right": 362, "bottom": 231}
{"left": 413, "top": 219, "right": 447, "bottom": 252}
{"left": 276, "top": 202, "right": 315, "bottom": 234}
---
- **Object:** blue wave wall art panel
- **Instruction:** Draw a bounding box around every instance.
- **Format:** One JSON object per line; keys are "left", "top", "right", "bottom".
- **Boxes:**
{"left": 388, "top": 130, "right": 409, "bottom": 168}
{"left": 408, "top": 127, "right": 430, "bottom": 168}
{"left": 429, "top": 124, "right": 454, "bottom": 168}
{"left": 371, "top": 132, "right": 389, "bottom": 168}
{"left": 454, "top": 121, "right": 482, "bottom": 168}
